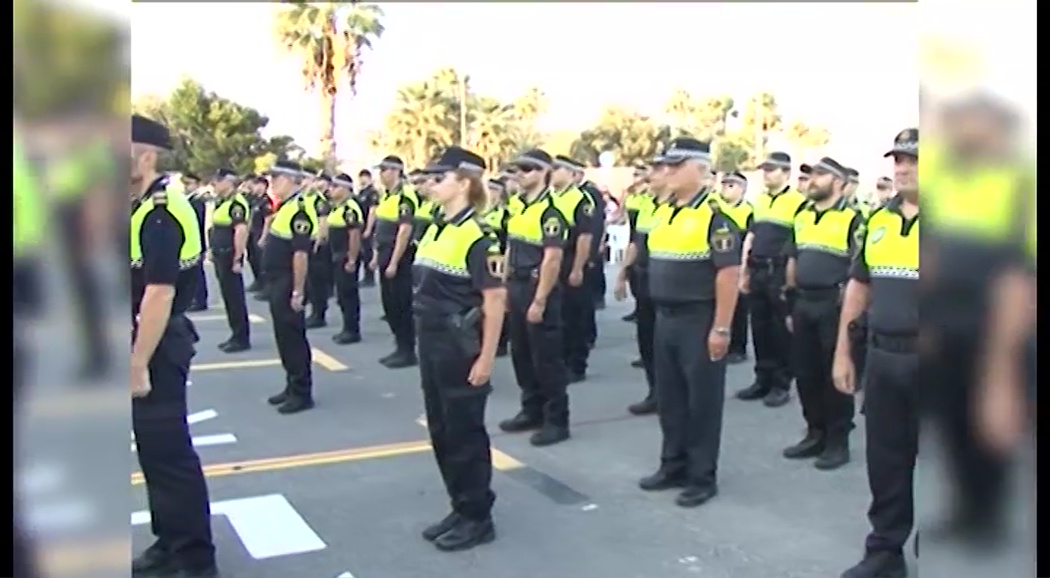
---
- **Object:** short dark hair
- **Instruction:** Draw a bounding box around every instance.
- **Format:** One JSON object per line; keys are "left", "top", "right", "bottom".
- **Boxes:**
{"left": 358, "top": 169, "right": 372, "bottom": 178}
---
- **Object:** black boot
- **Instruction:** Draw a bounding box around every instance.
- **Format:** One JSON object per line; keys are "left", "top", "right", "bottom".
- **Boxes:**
{"left": 782, "top": 429, "right": 825, "bottom": 459}
{"left": 638, "top": 469, "right": 686, "bottom": 491}
{"left": 267, "top": 390, "right": 289, "bottom": 406}
{"left": 762, "top": 387, "right": 791, "bottom": 408}
{"left": 422, "top": 512, "right": 462, "bottom": 542}
{"left": 433, "top": 517, "right": 495, "bottom": 552}
{"left": 305, "top": 314, "right": 326, "bottom": 329}
{"left": 840, "top": 551, "right": 907, "bottom": 578}
{"left": 627, "top": 397, "right": 657, "bottom": 416}
{"left": 132, "top": 542, "right": 177, "bottom": 576}
{"left": 498, "top": 411, "right": 542, "bottom": 433}
{"left": 332, "top": 331, "right": 361, "bottom": 345}
{"left": 814, "top": 434, "right": 851, "bottom": 470}
{"left": 529, "top": 424, "right": 570, "bottom": 447}
{"left": 735, "top": 382, "right": 769, "bottom": 401}
{"left": 277, "top": 395, "right": 315, "bottom": 415}
{"left": 382, "top": 349, "right": 417, "bottom": 369}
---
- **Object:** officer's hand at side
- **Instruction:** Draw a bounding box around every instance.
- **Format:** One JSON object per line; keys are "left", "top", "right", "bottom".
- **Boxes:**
{"left": 231, "top": 261, "right": 242, "bottom": 274}
{"left": 613, "top": 275, "right": 628, "bottom": 302}
{"left": 257, "top": 236, "right": 267, "bottom": 248}
{"left": 368, "top": 254, "right": 378, "bottom": 271}
{"left": 785, "top": 316, "right": 793, "bottom": 333}
{"left": 832, "top": 350, "right": 856, "bottom": 394}
{"left": 290, "top": 291, "right": 304, "bottom": 313}
{"left": 568, "top": 269, "right": 584, "bottom": 287}
{"left": 344, "top": 259, "right": 356, "bottom": 273}
{"left": 526, "top": 300, "right": 546, "bottom": 324}
{"left": 384, "top": 263, "right": 398, "bottom": 279}
{"left": 707, "top": 330, "right": 729, "bottom": 361}
{"left": 976, "top": 361, "right": 1025, "bottom": 455}
{"left": 131, "top": 365, "right": 151, "bottom": 399}
{"left": 739, "top": 270, "right": 752, "bottom": 295}
{"left": 467, "top": 356, "right": 493, "bottom": 387}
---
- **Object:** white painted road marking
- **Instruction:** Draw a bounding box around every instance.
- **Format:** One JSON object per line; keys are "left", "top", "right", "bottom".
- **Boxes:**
{"left": 131, "top": 410, "right": 235, "bottom": 451}
{"left": 132, "top": 494, "right": 326, "bottom": 559}
{"left": 337, "top": 573, "right": 355, "bottom": 577}
{"left": 188, "top": 409, "right": 218, "bottom": 425}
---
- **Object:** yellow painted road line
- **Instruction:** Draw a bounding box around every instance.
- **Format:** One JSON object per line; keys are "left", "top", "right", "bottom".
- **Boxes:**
{"left": 188, "top": 313, "right": 266, "bottom": 324}
{"left": 131, "top": 439, "right": 433, "bottom": 485}
{"left": 311, "top": 347, "right": 350, "bottom": 371}
{"left": 491, "top": 449, "right": 524, "bottom": 471}
{"left": 191, "top": 358, "right": 282, "bottom": 371}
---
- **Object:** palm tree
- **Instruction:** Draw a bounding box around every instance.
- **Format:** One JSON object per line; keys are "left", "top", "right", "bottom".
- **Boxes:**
{"left": 274, "top": 1, "right": 385, "bottom": 171}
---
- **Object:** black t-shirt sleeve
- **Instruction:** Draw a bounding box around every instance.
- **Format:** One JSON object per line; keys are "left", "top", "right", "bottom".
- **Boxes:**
{"left": 708, "top": 212, "right": 743, "bottom": 270}
{"left": 847, "top": 213, "right": 864, "bottom": 256}
{"left": 290, "top": 210, "right": 315, "bottom": 253}
{"left": 784, "top": 223, "right": 798, "bottom": 258}
{"left": 397, "top": 195, "right": 416, "bottom": 225}
{"left": 315, "top": 198, "right": 331, "bottom": 217}
{"left": 539, "top": 205, "right": 568, "bottom": 248}
{"left": 230, "top": 200, "right": 249, "bottom": 225}
{"left": 573, "top": 199, "right": 596, "bottom": 235}
{"left": 345, "top": 207, "right": 361, "bottom": 229}
{"left": 745, "top": 213, "right": 754, "bottom": 231}
{"left": 466, "top": 236, "right": 504, "bottom": 291}
{"left": 140, "top": 208, "right": 185, "bottom": 286}
{"left": 849, "top": 226, "right": 871, "bottom": 283}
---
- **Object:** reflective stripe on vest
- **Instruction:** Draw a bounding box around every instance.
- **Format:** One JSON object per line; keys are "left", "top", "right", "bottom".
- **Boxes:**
{"left": 753, "top": 187, "right": 807, "bottom": 228}
{"left": 864, "top": 209, "right": 919, "bottom": 280}
{"left": 507, "top": 191, "right": 560, "bottom": 246}
{"left": 374, "top": 184, "right": 419, "bottom": 222}
{"left": 647, "top": 196, "right": 718, "bottom": 262}
{"left": 212, "top": 193, "right": 249, "bottom": 226}
{"left": 328, "top": 198, "right": 363, "bottom": 228}
{"left": 269, "top": 196, "right": 316, "bottom": 239}
{"left": 415, "top": 215, "right": 488, "bottom": 278}
{"left": 794, "top": 203, "right": 858, "bottom": 257}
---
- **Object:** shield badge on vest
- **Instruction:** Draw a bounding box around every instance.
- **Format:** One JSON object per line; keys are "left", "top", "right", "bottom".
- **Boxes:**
{"left": 293, "top": 216, "right": 312, "bottom": 235}
{"left": 869, "top": 226, "right": 887, "bottom": 245}
{"left": 230, "top": 203, "right": 246, "bottom": 221}
{"left": 487, "top": 254, "right": 505, "bottom": 278}
{"left": 712, "top": 227, "right": 735, "bottom": 253}
{"left": 543, "top": 217, "right": 562, "bottom": 237}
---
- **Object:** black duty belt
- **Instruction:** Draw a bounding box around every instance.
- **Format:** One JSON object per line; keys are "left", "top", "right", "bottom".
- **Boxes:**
{"left": 747, "top": 256, "right": 787, "bottom": 272}
{"left": 508, "top": 267, "right": 538, "bottom": 281}
{"left": 797, "top": 286, "right": 841, "bottom": 301}
{"left": 871, "top": 332, "right": 918, "bottom": 354}
{"left": 654, "top": 300, "right": 712, "bottom": 316}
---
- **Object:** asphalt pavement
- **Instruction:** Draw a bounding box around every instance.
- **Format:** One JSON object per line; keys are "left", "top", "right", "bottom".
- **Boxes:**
{"left": 18, "top": 261, "right": 1035, "bottom": 577}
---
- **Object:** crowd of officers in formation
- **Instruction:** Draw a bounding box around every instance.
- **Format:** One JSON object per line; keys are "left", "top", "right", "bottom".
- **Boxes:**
{"left": 116, "top": 107, "right": 1033, "bottom": 578}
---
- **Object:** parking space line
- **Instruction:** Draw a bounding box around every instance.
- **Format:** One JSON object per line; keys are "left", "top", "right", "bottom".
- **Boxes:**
{"left": 131, "top": 439, "right": 432, "bottom": 485}
{"left": 188, "top": 313, "right": 266, "bottom": 324}
{"left": 312, "top": 348, "right": 350, "bottom": 371}
{"left": 192, "top": 349, "right": 349, "bottom": 373}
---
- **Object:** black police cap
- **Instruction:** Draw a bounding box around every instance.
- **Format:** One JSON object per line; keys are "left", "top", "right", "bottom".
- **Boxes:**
{"left": 488, "top": 178, "right": 506, "bottom": 189}
{"left": 799, "top": 163, "right": 813, "bottom": 175}
{"left": 723, "top": 171, "right": 748, "bottom": 185}
{"left": 315, "top": 173, "right": 332, "bottom": 183}
{"left": 215, "top": 167, "right": 238, "bottom": 180}
{"left": 378, "top": 155, "right": 405, "bottom": 171}
{"left": 553, "top": 154, "right": 585, "bottom": 171}
{"left": 658, "top": 137, "right": 711, "bottom": 165}
{"left": 758, "top": 151, "right": 792, "bottom": 170}
{"left": 431, "top": 146, "right": 487, "bottom": 175}
{"left": 511, "top": 148, "right": 553, "bottom": 170}
{"left": 810, "top": 157, "right": 848, "bottom": 179}
{"left": 884, "top": 128, "right": 918, "bottom": 158}
{"left": 131, "top": 114, "right": 173, "bottom": 150}
{"left": 332, "top": 173, "right": 354, "bottom": 188}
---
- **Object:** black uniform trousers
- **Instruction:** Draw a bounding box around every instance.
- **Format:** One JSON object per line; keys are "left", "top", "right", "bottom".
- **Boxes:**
{"left": 333, "top": 253, "right": 361, "bottom": 335}
{"left": 862, "top": 338, "right": 919, "bottom": 555}
{"left": 247, "top": 226, "right": 266, "bottom": 288}
{"left": 57, "top": 201, "right": 109, "bottom": 370}
{"left": 133, "top": 315, "right": 215, "bottom": 570}
{"left": 729, "top": 293, "right": 749, "bottom": 356}
{"left": 791, "top": 291, "right": 855, "bottom": 437}
{"left": 307, "top": 244, "right": 333, "bottom": 319}
{"left": 584, "top": 262, "right": 601, "bottom": 344}
{"left": 630, "top": 269, "right": 656, "bottom": 398}
{"left": 562, "top": 270, "right": 594, "bottom": 375}
{"left": 359, "top": 237, "right": 376, "bottom": 285}
{"left": 267, "top": 270, "right": 313, "bottom": 399}
{"left": 927, "top": 327, "right": 1011, "bottom": 526}
{"left": 747, "top": 258, "right": 793, "bottom": 391}
{"left": 192, "top": 208, "right": 208, "bottom": 307}
{"left": 212, "top": 250, "right": 250, "bottom": 344}
{"left": 507, "top": 277, "right": 569, "bottom": 427}
{"left": 379, "top": 246, "right": 416, "bottom": 353}
{"left": 654, "top": 301, "right": 726, "bottom": 487}
{"left": 417, "top": 316, "right": 496, "bottom": 520}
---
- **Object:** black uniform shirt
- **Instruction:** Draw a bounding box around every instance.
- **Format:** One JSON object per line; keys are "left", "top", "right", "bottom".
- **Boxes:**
{"left": 358, "top": 185, "right": 379, "bottom": 221}
{"left": 750, "top": 185, "right": 807, "bottom": 259}
{"left": 849, "top": 196, "right": 919, "bottom": 335}
{"left": 328, "top": 201, "right": 361, "bottom": 255}
{"left": 249, "top": 194, "right": 271, "bottom": 232}
{"left": 414, "top": 207, "right": 502, "bottom": 314}
{"left": 507, "top": 190, "right": 568, "bottom": 272}
{"left": 209, "top": 194, "right": 249, "bottom": 250}
{"left": 131, "top": 179, "right": 197, "bottom": 318}
{"left": 375, "top": 184, "right": 417, "bottom": 248}
{"left": 785, "top": 198, "right": 863, "bottom": 289}
{"left": 263, "top": 194, "right": 315, "bottom": 272}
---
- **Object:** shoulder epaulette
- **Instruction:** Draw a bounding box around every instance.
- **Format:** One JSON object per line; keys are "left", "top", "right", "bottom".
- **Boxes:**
{"left": 151, "top": 189, "right": 168, "bottom": 205}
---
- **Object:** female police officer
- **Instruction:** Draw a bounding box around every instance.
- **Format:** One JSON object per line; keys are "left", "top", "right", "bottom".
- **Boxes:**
{"left": 413, "top": 146, "right": 506, "bottom": 552}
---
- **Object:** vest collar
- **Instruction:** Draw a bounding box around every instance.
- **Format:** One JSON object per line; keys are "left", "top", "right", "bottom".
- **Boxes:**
{"left": 524, "top": 187, "right": 550, "bottom": 206}
{"left": 681, "top": 186, "right": 712, "bottom": 209}
{"left": 807, "top": 195, "right": 847, "bottom": 212}
{"left": 138, "top": 174, "right": 169, "bottom": 202}
{"left": 767, "top": 185, "right": 791, "bottom": 197}
{"left": 445, "top": 206, "right": 475, "bottom": 225}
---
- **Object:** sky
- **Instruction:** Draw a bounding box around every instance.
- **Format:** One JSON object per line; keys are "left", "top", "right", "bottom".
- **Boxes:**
{"left": 128, "top": 2, "right": 927, "bottom": 179}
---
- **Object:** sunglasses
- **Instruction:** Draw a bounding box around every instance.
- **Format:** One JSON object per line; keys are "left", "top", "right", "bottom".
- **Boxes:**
{"left": 516, "top": 165, "right": 541, "bottom": 173}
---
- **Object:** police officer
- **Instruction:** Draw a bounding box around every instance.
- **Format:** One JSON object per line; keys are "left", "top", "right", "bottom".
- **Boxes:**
{"left": 736, "top": 151, "right": 807, "bottom": 407}
{"left": 263, "top": 161, "right": 319, "bottom": 415}
{"left": 621, "top": 166, "right": 650, "bottom": 323}
{"left": 328, "top": 173, "right": 364, "bottom": 344}
{"left": 551, "top": 155, "right": 597, "bottom": 382}
{"left": 614, "top": 159, "right": 671, "bottom": 415}
{"left": 414, "top": 146, "right": 505, "bottom": 552}
{"left": 718, "top": 172, "right": 754, "bottom": 364}
{"left": 413, "top": 170, "right": 439, "bottom": 244}
{"left": 834, "top": 129, "right": 919, "bottom": 578}
{"left": 874, "top": 176, "right": 895, "bottom": 207}
{"left": 573, "top": 170, "right": 606, "bottom": 332}
{"left": 129, "top": 115, "right": 217, "bottom": 577}
{"left": 782, "top": 157, "right": 862, "bottom": 470}
{"left": 842, "top": 168, "right": 870, "bottom": 219}
{"left": 797, "top": 163, "right": 813, "bottom": 192}
{"left": 497, "top": 149, "right": 572, "bottom": 447}
{"left": 183, "top": 172, "right": 209, "bottom": 312}
{"left": 246, "top": 176, "right": 272, "bottom": 294}
{"left": 304, "top": 175, "right": 333, "bottom": 328}
{"left": 357, "top": 169, "right": 380, "bottom": 287}
{"left": 368, "top": 155, "right": 420, "bottom": 368}
{"left": 209, "top": 168, "right": 252, "bottom": 353}
{"left": 639, "top": 138, "right": 742, "bottom": 508}
{"left": 484, "top": 177, "right": 511, "bottom": 357}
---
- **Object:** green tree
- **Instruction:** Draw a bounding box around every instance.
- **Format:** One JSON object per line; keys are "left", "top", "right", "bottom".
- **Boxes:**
{"left": 662, "top": 89, "right": 735, "bottom": 141}
{"left": 571, "top": 106, "right": 672, "bottom": 167}
{"left": 371, "top": 69, "right": 547, "bottom": 170}
{"left": 739, "top": 91, "right": 782, "bottom": 161}
{"left": 275, "top": 1, "right": 385, "bottom": 171}
{"left": 14, "top": 0, "right": 127, "bottom": 120}
{"left": 785, "top": 119, "right": 832, "bottom": 160}
{"left": 713, "top": 132, "right": 753, "bottom": 173}
{"left": 132, "top": 77, "right": 294, "bottom": 176}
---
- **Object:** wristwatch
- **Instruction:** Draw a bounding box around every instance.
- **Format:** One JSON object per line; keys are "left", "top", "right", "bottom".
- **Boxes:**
{"left": 713, "top": 327, "right": 731, "bottom": 336}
